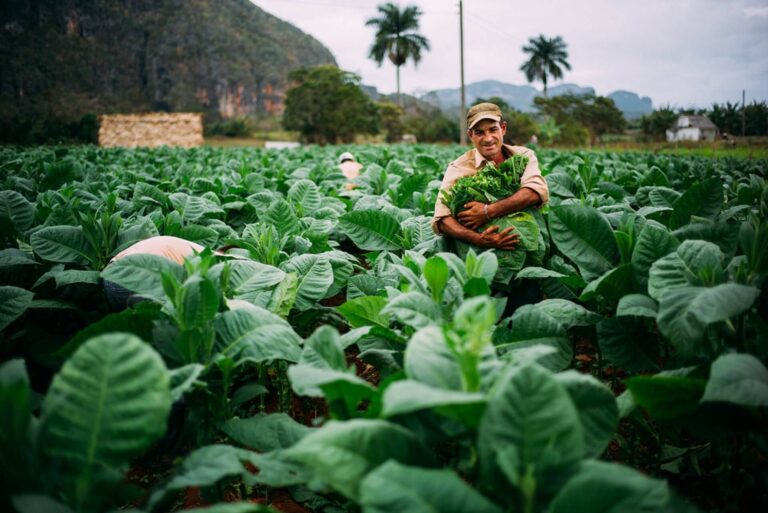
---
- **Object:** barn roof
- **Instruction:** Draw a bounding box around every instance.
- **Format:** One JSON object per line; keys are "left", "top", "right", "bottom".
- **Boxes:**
{"left": 668, "top": 114, "right": 718, "bottom": 132}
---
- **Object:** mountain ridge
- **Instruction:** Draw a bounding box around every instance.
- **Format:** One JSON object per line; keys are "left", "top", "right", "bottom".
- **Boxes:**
{"left": 414, "top": 80, "right": 653, "bottom": 119}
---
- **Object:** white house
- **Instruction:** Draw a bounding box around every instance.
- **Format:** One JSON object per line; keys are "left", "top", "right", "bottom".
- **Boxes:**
{"left": 666, "top": 115, "right": 718, "bottom": 142}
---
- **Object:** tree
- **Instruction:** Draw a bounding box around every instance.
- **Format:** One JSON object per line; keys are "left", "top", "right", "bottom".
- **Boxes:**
{"left": 520, "top": 35, "right": 571, "bottom": 96}
{"left": 709, "top": 102, "right": 741, "bottom": 135}
{"left": 366, "top": 3, "right": 430, "bottom": 105}
{"left": 377, "top": 101, "right": 405, "bottom": 142}
{"left": 640, "top": 106, "right": 678, "bottom": 140}
{"left": 282, "top": 65, "right": 379, "bottom": 144}
{"left": 533, "top": 94, "right": 625, "bottom": 145}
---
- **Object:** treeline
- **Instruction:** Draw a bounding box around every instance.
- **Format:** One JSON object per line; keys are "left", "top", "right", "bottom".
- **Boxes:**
{"left": 279, "top": 65, "right": 627, "bottom": 146}
{"left": 641, "top": 102, "right": 768, "bottom": 139}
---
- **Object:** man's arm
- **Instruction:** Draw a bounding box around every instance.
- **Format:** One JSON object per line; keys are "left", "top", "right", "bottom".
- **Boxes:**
{"left": 456, "top": 187, "right": 541, "bottom": 230}
{"left": 437, "top": 216, "right": 520, "bottom": 250}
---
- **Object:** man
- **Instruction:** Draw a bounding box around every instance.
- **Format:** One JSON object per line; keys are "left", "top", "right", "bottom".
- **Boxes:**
{"left": 432, "top": 102, "right": 549, "bottom": 249}
{"left": 338, "top": 151, "right": 363, "bottom": 180}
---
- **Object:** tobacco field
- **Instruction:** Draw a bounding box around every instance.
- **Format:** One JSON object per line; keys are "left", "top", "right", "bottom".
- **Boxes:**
{"left": 0, "top": 144, "right": 766, "bottom": 513}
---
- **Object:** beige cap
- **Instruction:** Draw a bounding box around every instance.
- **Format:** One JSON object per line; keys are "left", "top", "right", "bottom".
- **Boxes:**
{"left": 466, "top": 102, "right": 503, "bottom": 129}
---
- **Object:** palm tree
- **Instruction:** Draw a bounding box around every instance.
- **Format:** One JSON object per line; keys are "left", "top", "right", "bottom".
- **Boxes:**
{"left": 520, "top": 35, "right": 571, "bottom": 97}
{"left": 366, "top": 3, "right": 430, "bottom": 105}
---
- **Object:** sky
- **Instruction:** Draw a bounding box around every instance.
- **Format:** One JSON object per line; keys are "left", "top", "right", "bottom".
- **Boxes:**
{"left": 250, "top": 0, "right": 768, "bottom": 110}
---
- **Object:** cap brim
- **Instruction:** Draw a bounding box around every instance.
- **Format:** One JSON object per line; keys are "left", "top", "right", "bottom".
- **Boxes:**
{"left": 468, "top": 113, "right": 502, "bottom": 130}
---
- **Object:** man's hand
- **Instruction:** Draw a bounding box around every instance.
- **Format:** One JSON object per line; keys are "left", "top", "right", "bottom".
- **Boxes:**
{"left": 457, "top": 201, "right": 491, "bottom": 230}
{"left": 474, "top": 225, "right": 519, "bottom": 250}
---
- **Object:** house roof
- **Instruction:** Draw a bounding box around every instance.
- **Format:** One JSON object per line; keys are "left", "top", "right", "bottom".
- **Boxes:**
{"left": 669, "top": 114, "right": 718, "bottom": 132}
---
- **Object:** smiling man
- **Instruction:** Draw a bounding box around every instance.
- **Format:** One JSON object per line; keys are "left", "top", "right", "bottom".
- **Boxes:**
{"left": 432, "top": 102, "right": 549, "bottom": 249}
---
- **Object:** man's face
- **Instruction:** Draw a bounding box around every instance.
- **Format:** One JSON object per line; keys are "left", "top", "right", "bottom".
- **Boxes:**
{"left": 468, "top": 119, "right": 507, "bottom": 161}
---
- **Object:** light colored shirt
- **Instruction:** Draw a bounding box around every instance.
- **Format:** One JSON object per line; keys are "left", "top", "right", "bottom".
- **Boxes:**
{"left": 431, "top": 144, "right": 549, "bottom": 235}
{"left": 111, "top": 236, "right": 205, "bottom": 265}
{"left": 339, "top": 161, "right": 363, "bottom": 180}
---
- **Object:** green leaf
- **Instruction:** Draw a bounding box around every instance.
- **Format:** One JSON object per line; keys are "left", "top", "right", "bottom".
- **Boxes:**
{"left": 381, "top": 292, "right": 442, "bottom": 329}
{"left": 549, "top": 460, "right": 672, "bottom": 513}
{"left": 405, "top": 326, "right": 463, "bottom": 390}
{"left": 579, "top": 264, "right": 638, "bottom": 304}
{"left": 222, "top": 413, "right": 311, "bottom": 452}
{"left": 0, "top": 360, "right": 33, "bottom": 489}
{"left": 284, "top": 419, "right": 434, "bottom": 500}
{"left": 281, "top": 254, "right": 334, "bottom": 310}
{"left": 555, "top": 371, "right": 619, "bottom": 457}
{"left": 339, "top": 210, "right": 404, "bottom": 251}
{"left": 0, "top": 248, "right": 38, "bottom": 268}
{"left": 215, "top": 309, "right": 302, "bottom": 364}
{"left": 288, "top": 179, "right": 322, "bottom": 213}
{"left": 478, "top": 363, "right": 584, "bottom": 492}
{"left": 31, "top": 226, "right": 93, "bottom": 266}
{"left": 423, "top": 255, "right": 449, "bottom": 302}
{"left": 266, "top": 272, "right": 299, "bottom": 317}
{"left": 359, "top": 461, "right": 502, "bottom": 513}
{"left": 380, "top": 380, "right": 486, "bottom": 426}
{"left": 597, "top": 317, "right": 660, "bottom": 373}
{"left": 657, "top": 284, "right": 759, "bottom": 358}
{"left": 337, "top": 296, "right": 390, "bottom": 328}
{"left": 0, "top": 190, "right": 34, "bottom": 234}
{"left": 670, "top": 177, "right": 723, "bottom": 229}
{"left": 102, "top": 254, "right": 185, "bottom": 303}
{"left": 264, "top": 198, "right": 300, "bottom": 236}
{"left": 223, "top": 260, "right": 285, "bottom": 299}
{"left": 701, "top": 353, "right": 768, "bottom": 407}
{"left": 495, "top": 306, "right": 572, "bottom": 372}
{"left": 347, "top": 274, "right": 386, "bottom": 300}
{"left": 648, "top": 240, "right": 724, "bottom": 301}
{"left": 625, "top": 375, "right": 706, "bottom": 420}
{"left": 515, "top": 266, "right": 587, "bottom": 289}
{"left": 169, "top": 192, "right": 225, "bottom": 222}
{"left": 169, "top": 363, "right": 204, "bottom": 402}
{"left": 0, "top": 286, "right": 34, "bottom": 331}
{"left": 631, "top": 220, "right": 679, "bottom": 283}
{"left": 534, "top": 299, "right": 601, "bottom": 328}
{"left": 147, "top": 444, "right": 261, "bottom": 511}
{"left": 549, "top": 205, "right": 619, "bottom": 281}
{"left": 616, "top": 294, "right": 658, "bottom": 318}
{"left": 178, "top": 276, "right": 220, "bottom": 329}
{"left": 39, "top": 333, "right": 171, "bottom": 512}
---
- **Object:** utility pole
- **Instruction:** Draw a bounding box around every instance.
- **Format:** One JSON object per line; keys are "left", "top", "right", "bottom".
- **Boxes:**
{"left": 459, "top": 0, "right": 467, "bottom": 145}
{"left": 741, "top": 89, "right": 746, "bottom": 137}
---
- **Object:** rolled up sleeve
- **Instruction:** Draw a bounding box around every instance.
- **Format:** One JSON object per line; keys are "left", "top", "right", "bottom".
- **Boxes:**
{"left": 431, "top": 164, "right": 464, "bottom": 235}
{"left": 519, "top": 150, "right": 549, "bottom": 205}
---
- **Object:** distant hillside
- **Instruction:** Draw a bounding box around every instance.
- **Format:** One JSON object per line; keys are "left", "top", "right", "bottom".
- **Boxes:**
{"left": 606, "top": 91, "right": 653, "bottom": 120}
{"left": 421, "top": 80, "right": 652, "bottom": 119}
{"left": 0, "top": 0, "right": 336, "bottom": 124}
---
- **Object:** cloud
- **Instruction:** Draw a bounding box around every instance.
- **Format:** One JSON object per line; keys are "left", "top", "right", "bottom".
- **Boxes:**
{"left": 251, "top": 0, "right": 768, "bottom": 107}
{"left": 744, "top": 6, "right": 768, "bottom": 17}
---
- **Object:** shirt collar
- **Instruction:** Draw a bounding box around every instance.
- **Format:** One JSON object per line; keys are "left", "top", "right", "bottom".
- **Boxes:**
{"left": 472, "top": 144, "right": 514, "bottom": 170}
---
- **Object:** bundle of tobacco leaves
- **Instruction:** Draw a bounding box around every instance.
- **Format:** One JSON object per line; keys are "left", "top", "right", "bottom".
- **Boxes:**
{"left": 441, "top": 154, "right": 546, "bottom": 281}
{"left": 441, "top": 154, "right": 529, "bottom": 216}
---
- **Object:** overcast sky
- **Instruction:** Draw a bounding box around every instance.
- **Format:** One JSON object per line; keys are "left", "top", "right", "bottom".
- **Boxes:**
{"left": 250, "top": 0, "right": 768, "bottom": 109}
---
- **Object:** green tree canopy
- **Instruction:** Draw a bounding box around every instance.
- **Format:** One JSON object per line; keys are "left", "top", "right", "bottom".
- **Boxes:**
{"left": 283, "top": 65, "right": 380, "bottom": 144}
{"left": 378, "top": 101, "right": 405, "bottom": 143}
{"left": 366, "top": 3, "right": 430, "bottom": 105}
{"left": 640, "top": 106, "right": 678, "bottom": 140}
{"left": 534, "top": 94, "right": 625, "bottom": 144}
{"left": 520, "top": 35, "right": 571, "bottom": 96}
